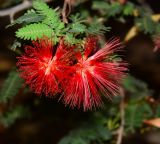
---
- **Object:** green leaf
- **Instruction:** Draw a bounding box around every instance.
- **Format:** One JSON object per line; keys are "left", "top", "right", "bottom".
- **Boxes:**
{"left": 107, "top": 2, "right": 123, "bottom": 17}
{"left": 92, "top": 1, "right": 123, "bottom": 17}
{"left": 92, "top": 1, "right": 110, "bottom": 11}
{"left": 87, "top": 23, "right": 110, "bottom": 35}
{"left": 0, "top": 105, "right": 30, "bottom": 127}
{"left": 16, "top": 23, "right": 53, "bottom": 40}
{"left": 136, "top": 16, "right": 156, "bottom": 34}
{"left": 123, "top": 2, "right": 134, "bottom": 16}
{"left": 69, "top": 13, "right": 86, "bottom": 23}
{"left": 65, "top": 33, "right": 80, "bottom": 45}
{"left": 96, "top": 125, "right": 112, "bottom": 141}
{"left": 123, "top": 75, "right": 146, "bottom": 92}
{"left": 70, "top": 23, "right": 86, "bottom": 33}
{"left": 0, "top": 69, "right": 23, "bottom": 103}
{"left": 125, "top": 102, "right": 152, "bottom": 133}
{"left": 58, "top": 123, "right": 111, "bottom": 144}
{"left": 93, "top": 1, "right": 135, "bottom": 18}
{"left": 7, "top": 10, "right": 45, "bottom": 27}
{"left": 155, "top": 105, "right": 160, "bottom": 117}
{"left": 33, "top": 0, "right": 64, "bottom": 29}
{"left": 155, "top": 23, "right": 160, "bottom": 34}
{"left": 15, "top": 13, "right": 44, "bottom": 24}
{"left": 123, "top": 75, "right": 151, "bottom": 99}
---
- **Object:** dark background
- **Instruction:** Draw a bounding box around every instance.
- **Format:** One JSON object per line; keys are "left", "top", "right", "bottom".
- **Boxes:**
{"left": 0, "top": 0, "right": 160, "bottom": 144}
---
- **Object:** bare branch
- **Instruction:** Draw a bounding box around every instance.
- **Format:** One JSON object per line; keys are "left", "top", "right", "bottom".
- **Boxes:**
{"left": 0, "top": 0, "right": 52, "bottom": 22}
{"left": 116, "top": 88, "right": 125, "bottom": 144}
{"left": 0, "top": 1, "right": 31, "bottom": 17}
{"left": 62, "top": 0, "right": 72, "bottom": 23}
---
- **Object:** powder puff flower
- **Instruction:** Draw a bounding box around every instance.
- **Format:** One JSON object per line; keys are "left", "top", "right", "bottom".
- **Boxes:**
{"left": 153, "top": 35, "right": 160, "bottom": 52}
{"left": 17, "top": 37, "right": 73, "bottom": 96}
{"left": 62, "top": 37, "right": 127, "bottom": 111}
{"left": 17, "top": 36, "right": 127, "bottom": 111}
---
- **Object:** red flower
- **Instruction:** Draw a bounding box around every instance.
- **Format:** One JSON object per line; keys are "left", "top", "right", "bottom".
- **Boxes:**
{"left": 61, "top": 37, "right": 127, "bottom": 111}
{"left": 17, "top": 36, "right": 127, "bottom": 111}
{"left": 153, "top": 35, "right": 160, "bottom": 52}
{"left": 17, "top": 37, "right": 73, "bottom": 96}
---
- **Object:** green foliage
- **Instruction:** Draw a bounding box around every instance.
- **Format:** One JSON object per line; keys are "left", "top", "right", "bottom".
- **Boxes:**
{"left": 123, "top": 75, "right": 151, "bottom": 99}
{"left": 2, "top": 0, "right": 160, "bottom": 143}
{"left": 92, "top": 1, "right": 122, "bottom": 17}
{"left": 33, "top": 0, "right": 64, "bottom": 29}
{"left": 0, "top": 105, "right": 30, "bottom": 127}
{"left": 135, "top": 16, "right": 157, "bottom": 34}
{"left": 58, "top": 123, "right": 111, "bottom": 144}
{"left": 16, "top": 11, "right": 44, "bottom": 24}
{"left": 0, "top": 69, "right": 23, "bottom": 103}
{"left": 16, "top": 23, "right": 53, "bottom": 40}
{"left": 69, "top": 13, "right": 85, "bottom": 23}
{"left": 155, "top": 24, "right": 160, "bottom": 34}
{"left": 92, "top": 1, "right": 135, "bottom": 18}
{"left": 125, "top": 102, "right": 153, "bottom": 133}
{"left": 7, "top": 9, "right": 45, "bottom": 27}
{"left": 108, "top": 2, "right": 123, "bottom": 17}
{"left": 106, "top": 115, "right": 120, "bottom": 131}
{"left": 58, "top": 75, "right": 155, "bottom": 143}
{"left": 155, "top": 105, "right": 160, "bottom": 117}
{"left": 92, "top": 1, "right": 110, "bottom": 12}
{"left": 14, "top": 0, "right": 63, "bottom": 42}
{"left": 123, "top": 75, "right": 153, "bottom": 133}
{"left": 65, "top": 33, "right": 81, "bottom": 45}
{"left": 68, "top": 13, "right": 110, "bottom": 36}
{"left": 14, "top": 1, "right": 109, "bottom": 44}
{"left": 70, "top": 23, "right": 86, "bottom": 33}
{"left": 87, "top": 22, "right": 110, "bottom": 35}
{"left": 123, "top": 2, "right": 134, "bottom": 16}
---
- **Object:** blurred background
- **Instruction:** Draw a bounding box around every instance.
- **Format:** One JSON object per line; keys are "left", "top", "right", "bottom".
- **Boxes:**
{"left": 0, "top": 0, "right": 160, "bottom": 144}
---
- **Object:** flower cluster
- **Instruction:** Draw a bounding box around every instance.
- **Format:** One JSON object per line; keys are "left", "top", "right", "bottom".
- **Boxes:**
{"left": 17, "top": 36, "right": 127, "bottom": 111}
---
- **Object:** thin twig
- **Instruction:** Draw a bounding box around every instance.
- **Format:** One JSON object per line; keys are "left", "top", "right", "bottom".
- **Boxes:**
{"left": 0, "top": 0, "right": 51, "bottom": 22}
{"left": 62, "top": 0, "right": 72, "bottom": 23}
{"left": 116, "top": 88, "right": 125, "bottom": 144}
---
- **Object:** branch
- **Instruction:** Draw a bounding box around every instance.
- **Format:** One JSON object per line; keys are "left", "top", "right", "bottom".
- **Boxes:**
{"left": 116, "top": 88, "right": 125, "bottom": 144}
{"left": 0, "top": 0, "right": 52, "bottom": 22}
{"left": 62, "top": 0, "right": 72, "bottom": 23}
